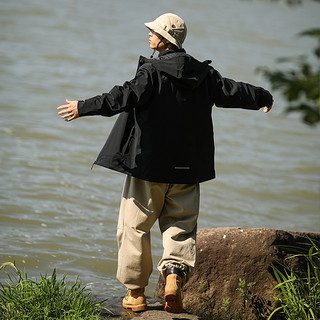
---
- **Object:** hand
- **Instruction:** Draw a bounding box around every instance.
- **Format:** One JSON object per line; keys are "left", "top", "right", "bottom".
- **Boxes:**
{"left": 263, "top": 104, "right": 273, "bottom": 113}
{"left": 57, "top": 99, "right": 79, "bottom": 121}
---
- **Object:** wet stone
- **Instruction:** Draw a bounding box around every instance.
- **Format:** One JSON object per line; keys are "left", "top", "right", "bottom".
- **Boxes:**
{"left": 91, "top": 295, "right": 201, "bottom": 319}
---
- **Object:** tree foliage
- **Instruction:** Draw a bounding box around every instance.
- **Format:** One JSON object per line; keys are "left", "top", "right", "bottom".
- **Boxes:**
{"left": 266, "top": 0, "right": 320, "bottom": 6}
{"left": 259, "top": 28, "right": 320, "bottom": 125}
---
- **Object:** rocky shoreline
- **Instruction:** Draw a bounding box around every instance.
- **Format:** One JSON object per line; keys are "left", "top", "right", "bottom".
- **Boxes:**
{"left": 94, "top": 227, "right": 320, "bottom": 320}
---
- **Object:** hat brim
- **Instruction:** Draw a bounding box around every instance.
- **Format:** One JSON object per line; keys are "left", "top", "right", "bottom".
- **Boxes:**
{"left": 144, "top": 21, "right": 182, "bottom": 49}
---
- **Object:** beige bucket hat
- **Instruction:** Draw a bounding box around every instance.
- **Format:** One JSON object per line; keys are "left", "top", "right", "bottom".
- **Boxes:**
{"left": 144, "top": 13, "right": 187, "bottom": 49}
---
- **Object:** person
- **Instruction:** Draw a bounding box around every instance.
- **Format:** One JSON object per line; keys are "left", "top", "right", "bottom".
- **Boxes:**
{"left": 57, "top": 13, "right": 273, "bottom": 314}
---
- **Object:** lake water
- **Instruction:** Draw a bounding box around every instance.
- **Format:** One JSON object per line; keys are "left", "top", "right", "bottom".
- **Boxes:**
{"left": 1, "top": 0, "right": 319, "bottom": 298}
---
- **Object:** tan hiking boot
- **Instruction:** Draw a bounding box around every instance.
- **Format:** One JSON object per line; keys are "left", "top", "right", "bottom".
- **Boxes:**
{"left": 122, "top": 288, "right": 147, "bottom": 312}
{"left": 164, "top": 273, "right": 183, "bottom": 313}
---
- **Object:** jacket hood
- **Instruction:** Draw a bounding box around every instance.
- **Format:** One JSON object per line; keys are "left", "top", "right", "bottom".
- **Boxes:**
{"left": 139, "top": 50, "right": 212, "bottom": 89}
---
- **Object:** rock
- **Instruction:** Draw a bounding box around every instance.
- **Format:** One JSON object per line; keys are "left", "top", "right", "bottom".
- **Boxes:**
{"left": 130, "top": 299, "right": 202, "bottom": 320}
{"left": 155, "top": 227, "right": 320, "bottom": 320}
{"left": 92, "top": 295, "right": 201, "bottom": 319}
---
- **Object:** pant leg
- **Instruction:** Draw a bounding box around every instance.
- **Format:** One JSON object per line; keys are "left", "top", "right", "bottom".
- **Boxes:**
{"left": 116, "top": 176, "right": 168, "bottom": 289}
{"left": 157, "top": 183, "right": 200, "bottom": 282}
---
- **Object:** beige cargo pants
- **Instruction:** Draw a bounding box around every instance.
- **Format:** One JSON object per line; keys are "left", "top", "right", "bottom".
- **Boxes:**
{"left": 116, "top": 175, "right": 200, "bottom": 290}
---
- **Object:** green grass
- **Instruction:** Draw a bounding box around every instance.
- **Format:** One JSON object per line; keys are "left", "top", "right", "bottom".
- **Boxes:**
{"left": 267, "top": 237, "right": 320, "bottom": 320}
{"left": 0, "top": 262, "right": 111, "bottom": 320}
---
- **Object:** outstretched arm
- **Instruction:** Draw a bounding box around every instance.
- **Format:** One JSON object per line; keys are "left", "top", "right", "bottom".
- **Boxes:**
{"left": 64, "top": 64, "right": 154, "bottom": 119}
{"left": 57, "top": 99, "right": 79, "bottom": 121}
{"left": 211, "top": 69, "right": 273, "bottom": 112}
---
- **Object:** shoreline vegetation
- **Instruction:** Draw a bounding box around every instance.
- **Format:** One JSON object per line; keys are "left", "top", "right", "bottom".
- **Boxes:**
{"left": 0, "top": 262, "right": 113, "bottom": 319}
{"left": 1, "top": 237, "right": 319, "bottom": 320}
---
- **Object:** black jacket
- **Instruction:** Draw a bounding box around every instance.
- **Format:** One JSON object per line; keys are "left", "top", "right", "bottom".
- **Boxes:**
{"left": 78, "top": 49, "right": 273, "bottom": 184}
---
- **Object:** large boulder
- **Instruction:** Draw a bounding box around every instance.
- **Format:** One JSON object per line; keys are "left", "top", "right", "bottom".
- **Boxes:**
{"left": 155, "top": 227, "right": 320, "bottom": 320}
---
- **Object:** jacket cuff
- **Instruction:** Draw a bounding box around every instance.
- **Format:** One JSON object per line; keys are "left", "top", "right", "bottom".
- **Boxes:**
{"left": 77, "top": 96, "right": 103, "bottom": 117}
{"left": 264, "top": 91, "right": 274, "bottom": 108}
{"left": 77, "top": 100, "right": 85, "bottom": 117}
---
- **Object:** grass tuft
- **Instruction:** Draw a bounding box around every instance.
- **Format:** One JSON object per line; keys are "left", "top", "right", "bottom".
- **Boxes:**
{"left": 268, "top": 237, "right": 320, "bottom": 320}
{"left": 0, "top": 262, "right": 111, "bottom": 319}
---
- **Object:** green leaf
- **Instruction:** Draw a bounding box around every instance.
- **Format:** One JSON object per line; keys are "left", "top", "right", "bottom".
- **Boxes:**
{"left": 0, "top": 262, "right": 17, "bottom": 271}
